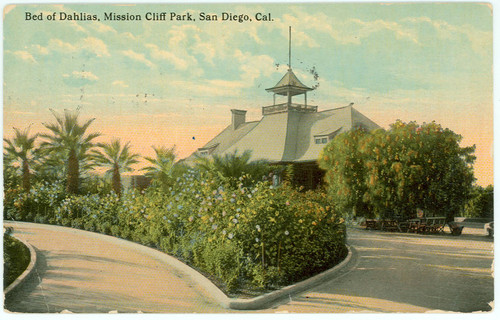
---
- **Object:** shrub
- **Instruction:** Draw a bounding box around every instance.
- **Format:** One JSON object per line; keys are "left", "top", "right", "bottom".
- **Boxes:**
{"left": 4, "top": 233, "right": 30, "bottom": 289}
{"left": 3, "top": 169, "right": 347, "bottom": 293}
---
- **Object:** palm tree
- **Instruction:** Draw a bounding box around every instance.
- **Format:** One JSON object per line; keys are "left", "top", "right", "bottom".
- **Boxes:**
{"left": 195, "top": 149, "right": 269, "bottom": 185}
{"left": 141, "top": 145, "right": 179, "bottom": 190}
{"left": 92, "top": 139, "right": 140, "bottom": 195}
{"left": 3, "top": 127, "right": 38, "bottom": 191}
{"left": 40, "top": 109, "right": 100, "bottom": 194}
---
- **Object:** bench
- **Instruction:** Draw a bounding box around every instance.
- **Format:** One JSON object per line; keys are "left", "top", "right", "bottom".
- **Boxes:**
{"left": 380, "top": 219, "right": 400, "bottom": 232}
{"left": 406, "top": 217, "right": 447, "bottom": 234}
{"left": 365, "top": 219, "right": 378, "bottom": 230}
{"left": 425, "top": 217, "right": 447, "bottom": 233}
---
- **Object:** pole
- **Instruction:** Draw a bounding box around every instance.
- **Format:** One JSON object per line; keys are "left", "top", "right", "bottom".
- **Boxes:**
{"left": 288, "top": 26, "right": 291, "bottom": 70}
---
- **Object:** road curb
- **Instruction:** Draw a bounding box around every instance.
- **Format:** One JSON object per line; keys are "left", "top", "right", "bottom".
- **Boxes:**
{"left": 3, "top": 221, "right": 353, "bottom": 310}
{"left": 226, "top": 245, "right": 353, "bottom": 310}
{"left": 4, "top": 231, "right": 38, "bottom": 297}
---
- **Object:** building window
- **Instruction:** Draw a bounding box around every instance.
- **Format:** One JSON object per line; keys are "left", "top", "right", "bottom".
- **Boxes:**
{"left": 315, "top": 137, "right": 328, "bottom": 144}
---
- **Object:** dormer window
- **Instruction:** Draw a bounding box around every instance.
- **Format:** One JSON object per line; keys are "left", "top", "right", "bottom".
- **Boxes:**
{"left": 315, "top": 137, "right": 328, "bottom": 144}
{"left": 314, "top": 127, "right": 342, "bottom": 145}
{"left": 197, "top": 143, "right": 219, "bottom": 156}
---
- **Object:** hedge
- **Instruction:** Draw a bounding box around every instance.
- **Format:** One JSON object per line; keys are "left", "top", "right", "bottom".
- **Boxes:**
{"left": 4, "top": 170, "right": 347, "bottom": 293}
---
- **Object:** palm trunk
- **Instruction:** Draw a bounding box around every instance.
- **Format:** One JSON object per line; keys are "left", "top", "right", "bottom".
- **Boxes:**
{"left": 22, "top": 159, "right": 30, "bottom": 192}
{"left": 67, "top": 148, "right": 79, "bottom": 194}
{"left": 112, "top": 164, "right": 121, "bottom": 196}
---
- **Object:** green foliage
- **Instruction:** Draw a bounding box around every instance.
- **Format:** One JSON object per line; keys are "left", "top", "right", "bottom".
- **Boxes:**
{"left": 3, "top": 127, "right": 38, "bottom": 191}
{"left": 4, "top": 169, "right": 346, "bottom": 293}
{"left": 463, "top": 185, "right": 494, "bottom": 219}
{"left": 141, "top": 145, "right": 184, "bottom": 191}
{"left": 92, "top": 139, "right": 140, "bottom": 195}
{"left": 4, "top": 233, "right": 30, "bottom": 289}
{"left": 319, "top": 128, "right": 371, "bottom": 218}
{"left": 39, "top": 109, "right": 100, "bottom": 194}
{"left": 320, "top": 121, "right": 476, "bottom": 220}
{"left": 194, "top": 150, "right": 270, "bottom": 187}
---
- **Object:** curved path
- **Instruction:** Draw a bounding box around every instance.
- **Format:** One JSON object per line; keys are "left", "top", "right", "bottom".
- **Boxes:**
{"left": 4, "top": 221, "right": 226, "bottom": 313}
{"left": 266, "top": 227, "right": 494, "bottom": 313}
{"left": 4, "top": 222, "right": 494, "bottom": 313}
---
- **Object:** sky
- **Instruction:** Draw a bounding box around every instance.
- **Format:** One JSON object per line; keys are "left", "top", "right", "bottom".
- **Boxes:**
{"left": 2, "top": 2, "right": 493, "bottom": 186}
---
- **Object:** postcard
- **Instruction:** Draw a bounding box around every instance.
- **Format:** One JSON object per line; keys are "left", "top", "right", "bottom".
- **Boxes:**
{"left": 2, "top": 1, "right": 494, "bottom": 315}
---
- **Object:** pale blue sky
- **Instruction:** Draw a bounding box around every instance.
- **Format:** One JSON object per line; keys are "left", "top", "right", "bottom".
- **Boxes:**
{"left": 3, "top": 2, "right": 493, "bottom": 186}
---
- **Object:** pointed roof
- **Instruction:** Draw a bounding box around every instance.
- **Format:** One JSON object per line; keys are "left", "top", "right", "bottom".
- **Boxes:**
{"left": 183, "top": 104, "right": 380, "bottom": 165}
{"left": 266, "top": 69, "right": 313, "bottom": 96}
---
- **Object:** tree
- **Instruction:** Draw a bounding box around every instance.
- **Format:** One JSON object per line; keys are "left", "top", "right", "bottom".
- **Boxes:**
{"left": 321, "top": 120, "right": 476, "bottom": 221}
{"left": 195, "top": 149, "right": 269, "bottom": 186}
{"left": 319, "top": 128, "right": 372, "bottom": 218}
{"left": 141, "top": 145, "right": 180, "bottom": 190}
{"left": 92, "top": 139, "right": 140, "bottom": 195}
{"left": 3, "top": 127, "right": 38, "bottom": 191}
{"left": 40, "top": 109, "right": 100, "bottom": 194}
{"left": 463, "top": 185, "right": 494, "bottom": 219}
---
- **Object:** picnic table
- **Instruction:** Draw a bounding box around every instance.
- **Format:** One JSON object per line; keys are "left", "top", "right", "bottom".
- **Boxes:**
{"left": 362, "top": 216, "right": 460, "bottom": 235}
{"left": 407, "top": 217, "right": 447, "bottom": 234}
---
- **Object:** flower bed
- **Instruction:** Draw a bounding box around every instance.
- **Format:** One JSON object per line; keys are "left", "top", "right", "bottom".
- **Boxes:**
{"left": 4, "top": 170, "right": 347, "bottom": 293}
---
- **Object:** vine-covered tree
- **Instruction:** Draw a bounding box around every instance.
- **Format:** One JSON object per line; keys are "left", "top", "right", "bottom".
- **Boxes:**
{"left": 40, "top": 109, "right": 100, "bottom": 194}
{"left": 319, "top": 128, "right": 372, "bottom": 217}
{"left": 92, "top": 139, "right": 140, "bottom": 195}
{"left": 320, "top": 120, "right": 476, "bottom": 221}
{"left": 3, "top": 127, "right": 38, "bottom": 191}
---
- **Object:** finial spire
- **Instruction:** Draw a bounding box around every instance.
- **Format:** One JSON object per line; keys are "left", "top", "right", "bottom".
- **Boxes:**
{"left": 288, "top": 26, "right": 292, "bottom": 70}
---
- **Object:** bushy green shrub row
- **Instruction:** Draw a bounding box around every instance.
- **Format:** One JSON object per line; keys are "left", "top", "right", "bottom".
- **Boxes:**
{"left": 4, "top": 170, "right": 347, "bottom": 293}
{"left": 4, "top": 233, "right": 31, "bottom": 289}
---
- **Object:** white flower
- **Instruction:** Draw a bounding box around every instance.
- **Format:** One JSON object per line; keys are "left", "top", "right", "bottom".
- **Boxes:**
{"left": 284, "top": 230, "right": 289, "bottom": 236}
{"left": 228, "top": 233, "right": 234, "bottom": 239}
{"left": 255, "top": 238, "right": 259, "bottom": 242}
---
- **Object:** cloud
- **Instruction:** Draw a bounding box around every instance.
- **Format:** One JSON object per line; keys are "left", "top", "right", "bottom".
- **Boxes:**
{"left": 67, "top": 20, "right": 86, "bottom": 33}
{"left": 145, "top": 43, "right": 191, "bottom": 70}
{"left": 8, "top": 50, "right": 37, "bottom": 63}
{"left": 47, "top": 38, "right": 77, "bottom": 53}
{"left": 80, "top": 37, "right": 110, "bottom": 57}
{"left": 62, "top": 71, "right": 99, "bottom": 86}
{"left": 31, "top": 44, "right": 49, "bottom": 55}
{"left": 271, "top": 10, "right": 419, "bottom": 46}
{"left": 401, "top": 16, "right": 492, "bottom": 54}
{"left": 167, "top": 25, "right": 201, "bottom": 47}
{"left": 89, "top": 22, "right": 117, "bottom": 34}
{"left": 121, "top": 32, "right": 137, "bottom": 41}
{"left": 349, "top": 18, "right": 419, "bottom": 44}
{"left": 121, "top": 50, "right": 155, "bottom": 68}
{"left": 234, "top": 49, "right": 275, "bottom": 82}
{"left": 45, "top": 37, "right": 109, "bottom": 57}
{"left": 112, "top": 80, "right": 129, "bottom": 88}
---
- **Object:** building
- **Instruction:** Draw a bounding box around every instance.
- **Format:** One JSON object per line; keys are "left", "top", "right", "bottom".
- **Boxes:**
{"left": 184, "top": 64, "right": 380, "bottom": 189}
{"left": 185, "top": 27, "right": 379, "bottom": 188}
